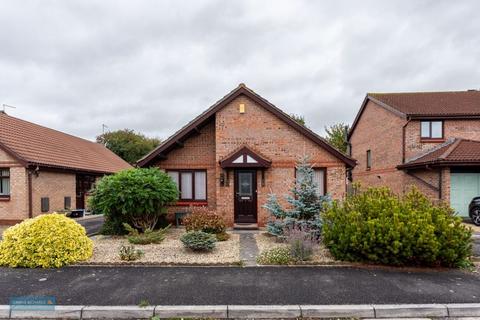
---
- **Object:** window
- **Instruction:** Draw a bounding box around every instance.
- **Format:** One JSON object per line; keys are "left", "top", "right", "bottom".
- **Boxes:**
{"left": 0, "top": 168, "right": 10, "bottom": 197}
{"left": 295, "top": 168, "right": 326, "bottom": 196}
{"left": 64, "top": 196, "right": 71, "bottom": 210}
{"left": 167, "top": 170, "right": 207, "bottom": 201}
{"left": 420, "top": 121, "right": 443, "bottom": 139}
{"left": 41, "top": 197, "right": 50, "bottom": 212}
{"left": 366, "top": 150, "right": 372, "bottom": 170}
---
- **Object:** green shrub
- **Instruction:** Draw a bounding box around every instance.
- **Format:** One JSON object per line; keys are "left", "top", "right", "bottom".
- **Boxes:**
{"left": 89, "top": 168, "right": 178, "bottom": 234}
{"left": 123, "top": 223, "right": 170, "bottom": 245}
{"left": 0, "top": 214, "right": 93, "bottom": 268}
{"left": 256, "top": 247, "right": 292, "bottom": 265}
{"left": 323, "top": 187, "right": 472, "bottom": 267}
{"left": 215, "top": 232, "right": 230, "bottom": 241}
{"left": 119, "top": 245, "right": 144, "bottom": 261}
{"left": 285, "top": 225, "right": 316, "bottom": 262}
{"left": 183, "top": 208, "right": 226, "bottom": 235}
{"left": 180, "top": 231, "right": 216, "bottom": 251}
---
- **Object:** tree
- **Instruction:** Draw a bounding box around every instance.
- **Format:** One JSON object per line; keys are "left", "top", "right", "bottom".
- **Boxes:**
{"left": 96, "top": 129, "right": 160, "bottom": 164}
{"left": 264, "top": 156, "right": 330, "bottom": 238}
{"left": 325, "top": 123, "right": 350, "bottom": 153}
{"left": 290, "top": 114, "right": 306, "bottom": 126}
{"left": 88, "top": 168, "right": 179, "bottom": 234}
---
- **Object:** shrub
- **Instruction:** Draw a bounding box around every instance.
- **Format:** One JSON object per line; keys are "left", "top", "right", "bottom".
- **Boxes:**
{"left": 123, "top": 223, "right": 171, "bottom": 245}
{"left": 89, "top": 168, "right": 178, "bottom": 234}
{"left": 180, "top": 231, "right": 216, "bottom": 251}
{"left": 119, "top": 245, "right": 144, "bottom": 261}
{"left": 183, "top": 208, "right": 226, "bottom": 235}
{"left": 215, "top": 232, "right": 230, "bottom": 241}
{"left": 285, "top": 225, "right": 316, "bottom": 262}
{"left": 264, "top": 156, "right": 329, "bottom": 239}
{"left": 256, "top": 247, "right": 292, "bottom": 265}
{"left": 0, "top": 214, "right": 93, "bottom": 268}
{"left": 322, "top": 187, "right": 472, "bottom": 267}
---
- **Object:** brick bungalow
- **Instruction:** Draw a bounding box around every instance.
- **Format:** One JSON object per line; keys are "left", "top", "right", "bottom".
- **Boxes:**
{"left": 138, "top": 84, "right": 355, "bottom": 228}
{"left": 0, "top": 111, "right": 132, "bottom": 224}
{"left": 348, "top": 90, "right": 480, "bottom": 217}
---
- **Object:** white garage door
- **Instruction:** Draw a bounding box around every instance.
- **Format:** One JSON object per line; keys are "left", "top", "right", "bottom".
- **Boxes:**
{"left": 450, "top": 172, "right": 480, "bottom": 217}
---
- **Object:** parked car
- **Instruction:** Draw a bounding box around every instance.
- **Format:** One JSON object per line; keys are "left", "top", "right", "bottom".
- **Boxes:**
{"left": 469, "top": 197, "right": 480, "bottom": 226}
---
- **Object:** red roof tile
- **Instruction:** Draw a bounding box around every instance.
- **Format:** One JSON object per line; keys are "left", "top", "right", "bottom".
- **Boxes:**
{"left": 369, "top": 90, "right": 480, "bottom": 117}
{"left": 398, "top": 138, "right": 480, "bottom": 169}
{"left": 0, "top": 112, "right": 132, "bottom": 173}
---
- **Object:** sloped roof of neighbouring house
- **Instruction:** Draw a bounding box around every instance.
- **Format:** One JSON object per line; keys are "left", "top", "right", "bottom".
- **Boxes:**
{"left": 349, "top": 90, "right": 480, "bottom": 139}
{"left": 137, "top": 84, "right": 356, "bottom": 168}
{"left": 397, "top": 138, "right": 480, "bottom": 169}
{"left": 0, "top": 111, "right": 132, "bottom": 174}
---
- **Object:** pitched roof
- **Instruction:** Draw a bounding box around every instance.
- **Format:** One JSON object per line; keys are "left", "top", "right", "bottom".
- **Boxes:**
{"left": 369, "top": 90, "right": 480, "bottom": 117}
{"left": 138, "top": 84, "right": 356, "bottom": 168}
{"left": 348, "top": 90, "right": 480, "bottom": 140}
{"left": 397, "top": 138, "right": 480, "bottom": 169}
{"left": 0, "top": 112, "right": 132, "bottom": 174}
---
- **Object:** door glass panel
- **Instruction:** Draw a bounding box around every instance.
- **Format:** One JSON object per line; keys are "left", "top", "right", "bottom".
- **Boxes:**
{"left": 238, "top": 172, "right": 252, "bottom": 196}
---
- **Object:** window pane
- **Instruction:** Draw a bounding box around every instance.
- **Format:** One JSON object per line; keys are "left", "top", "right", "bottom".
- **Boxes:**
{"left": 180, "top": 172, "right": 193, "bottom": 199}
{"left": 0, "top": 169, "right": 9, "bottom": 177}
{"left": 367, "top": 150, "right": 372, "bottom": 168}
{"left": 421, "top": 121, "right": 430, "bottom": 138}
{"left": 431, "top": 121, "right": 442, "bottom": 138}
{"left": 313, "top": 169, "right": 325, "bottom": 196}
{"left": 0, "top": 178, "right": 9, "bottom": 195}
{"left": 194, "top": 171, "right": 206, "bottom": 200}
{"left": 167, "top": 171, "right": 179, "bottom": 190}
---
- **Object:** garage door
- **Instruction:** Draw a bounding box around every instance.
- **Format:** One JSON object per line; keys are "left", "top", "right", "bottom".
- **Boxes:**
{"left": 450, "top": 173, "right": 480, "bottom": 217}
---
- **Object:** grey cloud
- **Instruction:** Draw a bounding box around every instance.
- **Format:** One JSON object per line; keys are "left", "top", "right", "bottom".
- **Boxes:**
{"left": 0, "top": 0, "right": 478, "bottom": 141}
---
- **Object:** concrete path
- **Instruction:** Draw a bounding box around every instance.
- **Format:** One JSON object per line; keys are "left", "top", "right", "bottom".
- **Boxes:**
{"left": 0, "top": 266, "right": 479, "bottom": 306}
{"left": 237, "top": 231, "right": 259, "bottom": 266}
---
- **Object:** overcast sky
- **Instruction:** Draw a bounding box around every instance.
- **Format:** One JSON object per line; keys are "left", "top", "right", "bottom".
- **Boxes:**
{"left": 0, "top": 1, "right": 479, "bottom": 141}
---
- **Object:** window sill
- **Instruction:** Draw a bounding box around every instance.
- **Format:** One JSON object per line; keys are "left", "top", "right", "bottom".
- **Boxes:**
{"left": 0, "top": 196, "right": 10, "bottom": 201}
{"left": 420, "top": 138, "right": 445, "bottom": 143}
{"left": 174, "top": 201, "right": 208, "bottom": 207}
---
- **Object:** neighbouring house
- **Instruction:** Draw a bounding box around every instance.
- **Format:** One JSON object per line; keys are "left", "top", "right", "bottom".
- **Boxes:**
{"left": 0, "top": 111, "right": 132, "bottom": 224}
{"left": 348, "top": 90, "right": 480, "bottom": 217}
{"left": 138, "top": 84, "right": 355, "bottom": 228}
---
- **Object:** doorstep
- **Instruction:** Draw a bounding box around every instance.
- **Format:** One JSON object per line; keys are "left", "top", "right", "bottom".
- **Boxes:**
{"left": 233, "top": 223, "right": 259, "bottom": 230}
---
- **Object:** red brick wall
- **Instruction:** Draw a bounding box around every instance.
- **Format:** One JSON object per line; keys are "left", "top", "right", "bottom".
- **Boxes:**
{"left": 405, "top": 119, "right": 480, "bottom": 160}
{"left": 350, "top": 100, "right": 477, "bottom": 204}
{"left": 0, "top": 148, "right": 28, "bottom": 222}
{"left": 215, "top": 95, "right": 347, "bottom": 226}
{"left": 31, "top": 170, "right": 76, "bottom": 216}
{"left": 350, "top": 100, "right": 407, "bottom": 194}
{"left": 154, "top": 95, "right": 348, "bottom": 227}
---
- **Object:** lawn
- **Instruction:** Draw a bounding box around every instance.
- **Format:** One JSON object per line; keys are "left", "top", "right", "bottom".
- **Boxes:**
{"left": 85, "top": 228, "right": 241, "bottom": 265}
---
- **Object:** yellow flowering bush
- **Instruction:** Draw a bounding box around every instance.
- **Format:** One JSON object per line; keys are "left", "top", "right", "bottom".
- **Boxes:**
{"left": 0, "top": 213, "right": 93, "bottom": 268}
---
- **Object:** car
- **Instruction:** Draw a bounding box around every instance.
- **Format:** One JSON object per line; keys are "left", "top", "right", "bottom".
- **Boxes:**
{"left": 469, "top": 197, "right": 480, "bottom": 226}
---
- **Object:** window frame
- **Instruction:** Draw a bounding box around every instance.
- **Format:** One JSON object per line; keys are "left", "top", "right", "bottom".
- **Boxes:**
{"left": 366, "top": 150, "right": 372, "bottom": 170}
{"left": 294, "top": 167, "right": 327, "bottom": 196}
{"left": 166, "top": 169, "right": 208, "bottom": 203}
{"left": 420, "top": 120, "right": 444, "bottom": 141}
{"left": 0, "top": 168, "right": 10, "bottom": 200}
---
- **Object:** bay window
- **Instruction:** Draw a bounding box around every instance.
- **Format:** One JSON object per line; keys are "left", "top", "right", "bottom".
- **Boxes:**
{"left": 167, "top": 170, "right": 207, "bottom": 201}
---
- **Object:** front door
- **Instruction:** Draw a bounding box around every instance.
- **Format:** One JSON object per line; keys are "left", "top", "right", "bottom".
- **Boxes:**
{"left": 234, "top": 169, "right": 257, "bottom": 223}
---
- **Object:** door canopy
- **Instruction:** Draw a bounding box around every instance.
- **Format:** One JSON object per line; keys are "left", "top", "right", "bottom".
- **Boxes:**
{"left": 220, "top": 146, "right": 271, "bottom": 168}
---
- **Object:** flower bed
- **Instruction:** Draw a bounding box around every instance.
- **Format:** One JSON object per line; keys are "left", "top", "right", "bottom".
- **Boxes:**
{"left": 84, "top": 228, "right": 240, "bottom": 265}
{"left": 255, "top": 232, "right": 336, "bottom": 265}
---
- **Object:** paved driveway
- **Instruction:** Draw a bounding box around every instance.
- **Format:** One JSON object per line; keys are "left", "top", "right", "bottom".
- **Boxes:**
{"left": 76, "top": 215, "right": 104, "bottom": 236}
{"left": 0, "top": 266, "right": 478, "bottom": 306}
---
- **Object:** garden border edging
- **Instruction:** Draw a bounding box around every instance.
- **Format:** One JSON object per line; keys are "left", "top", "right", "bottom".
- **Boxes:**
{"left": 2, "top": 303, "right": 480, "bottom": 319}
